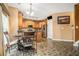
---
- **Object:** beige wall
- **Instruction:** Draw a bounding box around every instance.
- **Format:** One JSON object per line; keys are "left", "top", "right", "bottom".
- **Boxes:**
{"left": 8, "top": 6, "right": 18, "bottom": 42}
{"left": 52, "top": 12, "right": 75, "bottom": 41}
{"left": 0, "top": 6, "right": 3, "bottom": 56}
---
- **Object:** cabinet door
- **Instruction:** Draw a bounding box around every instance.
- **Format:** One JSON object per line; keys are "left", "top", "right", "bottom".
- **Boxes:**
{"left": 37, "top": 32, "right": 42, "bottom": 42}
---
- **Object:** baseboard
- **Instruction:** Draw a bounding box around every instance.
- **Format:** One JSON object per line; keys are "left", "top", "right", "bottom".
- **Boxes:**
{"left": 73, "top": 40, "right": 79, "bottom": 47}
{"left": 52, "top": 39, "right": 74, "bottom": 42}
{"left": 48, "top": 38, "right": 79, "bottom": 47}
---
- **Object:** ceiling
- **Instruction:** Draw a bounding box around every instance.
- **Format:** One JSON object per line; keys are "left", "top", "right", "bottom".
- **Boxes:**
{"left": 7, "top": 3, "right": 75, "bottom": 20}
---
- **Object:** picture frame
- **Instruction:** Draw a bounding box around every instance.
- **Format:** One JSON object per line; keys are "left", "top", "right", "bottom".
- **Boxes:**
{"left": 57, "top": 16, "right": 70, "bottom": 24}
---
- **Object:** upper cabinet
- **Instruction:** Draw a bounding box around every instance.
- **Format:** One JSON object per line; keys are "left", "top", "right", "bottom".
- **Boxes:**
{"left": 18, "top": 12, "right": 23, "bottom": 29}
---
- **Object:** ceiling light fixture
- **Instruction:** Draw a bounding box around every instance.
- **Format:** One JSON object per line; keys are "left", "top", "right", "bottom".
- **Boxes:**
{"left": 26, "top": 3, "right": 34, "bottom": 16}
{"left": 30, "top": 11, "right": 34, "bottom": 16}
{"left": 27, "top": 11, "right": 30, "bottom": 14}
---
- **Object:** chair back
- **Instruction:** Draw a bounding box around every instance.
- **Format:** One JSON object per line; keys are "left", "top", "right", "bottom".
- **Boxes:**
{"left": 24, "top": 32, "right": 35, "bottom": 36}
{"left": 23, "top": 32, "right": 35, "bottom": 44}
{"left": 3, "top": 32, "right": 10, "bottom": 47}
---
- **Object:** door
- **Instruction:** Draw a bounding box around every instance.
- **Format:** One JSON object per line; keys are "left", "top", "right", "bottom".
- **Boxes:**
{"left": 47, "top": 19, "right": 53, "bottom": 39}
{"left": 75, "top": 4, "right": 79, "bottom": 41}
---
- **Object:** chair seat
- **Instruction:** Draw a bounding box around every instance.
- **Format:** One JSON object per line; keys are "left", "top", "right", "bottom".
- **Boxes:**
{"left": 22, "top": 43, "right": 32, "bottom": 47}
{"left": 9, "top": 39, "right": 18, "bottom": 46}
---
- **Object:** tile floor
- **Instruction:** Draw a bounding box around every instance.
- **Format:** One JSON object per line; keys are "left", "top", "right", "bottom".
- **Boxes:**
{"left": 7, "top": 39, "right": 79, "bottom": 56}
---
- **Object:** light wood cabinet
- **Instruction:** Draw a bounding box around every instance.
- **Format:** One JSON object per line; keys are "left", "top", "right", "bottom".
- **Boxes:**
{"left": 36, "top": 31, "right": 42, "bottom": 42}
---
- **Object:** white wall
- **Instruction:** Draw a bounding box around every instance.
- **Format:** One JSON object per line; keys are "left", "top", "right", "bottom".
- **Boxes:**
{"left": 47, "top": 19, "right": 53, "bottom": 39}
